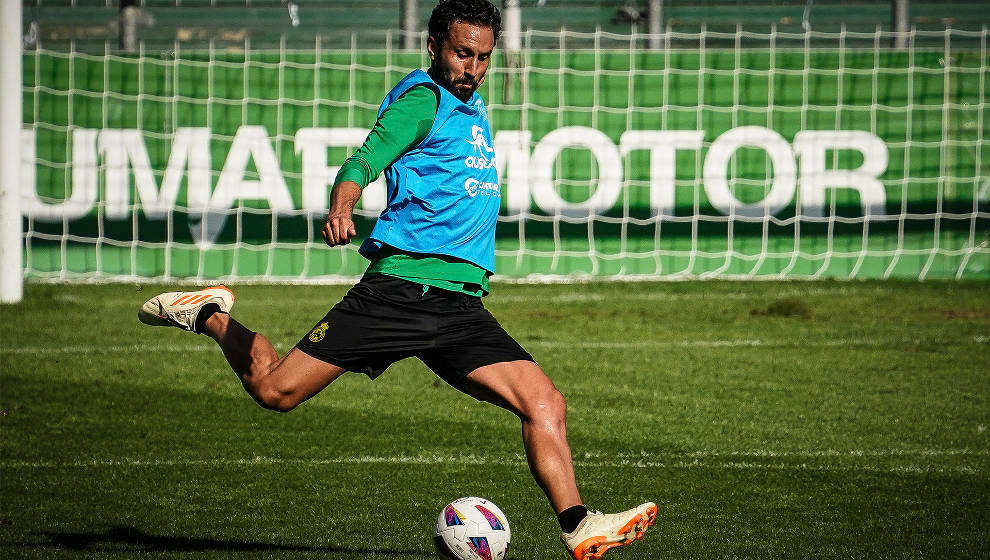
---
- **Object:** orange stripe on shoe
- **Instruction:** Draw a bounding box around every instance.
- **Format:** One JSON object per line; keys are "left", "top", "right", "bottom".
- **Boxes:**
{"left": 171, "top": 295, "right": 194, "bottom": 305}
{"left": 189, "top": 294, "right": 211, "bottom": 305}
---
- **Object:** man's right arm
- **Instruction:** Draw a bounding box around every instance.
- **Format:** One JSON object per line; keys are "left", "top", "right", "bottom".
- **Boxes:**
{"left": 322, "top": 179, "right": 362, "bottom": 246}
{"left": 322, "top": 85, "right": 440, "bottom": 247}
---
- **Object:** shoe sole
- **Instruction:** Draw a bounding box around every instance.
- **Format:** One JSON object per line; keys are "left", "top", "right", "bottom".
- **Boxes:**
{"left": 573, "top": 504, "right": 657, "bottom": 560}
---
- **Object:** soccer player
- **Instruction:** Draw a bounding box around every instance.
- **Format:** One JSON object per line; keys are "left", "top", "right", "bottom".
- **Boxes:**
{"left": 138, "top": 1, "right": 655, "bottom": 557}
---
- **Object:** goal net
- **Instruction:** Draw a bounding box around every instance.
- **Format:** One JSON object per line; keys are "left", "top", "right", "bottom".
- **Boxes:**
{"left": 19, "top": 27, "right": 990, "bottom": 282}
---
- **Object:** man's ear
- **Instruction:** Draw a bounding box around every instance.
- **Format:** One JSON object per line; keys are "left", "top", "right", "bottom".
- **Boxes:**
{"left": 426, "top": 36, "right": 438, "bottom": 63}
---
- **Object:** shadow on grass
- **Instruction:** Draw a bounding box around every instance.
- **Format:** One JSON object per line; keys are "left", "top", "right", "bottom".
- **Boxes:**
{"left": 39, "top": 526, "right": 425, "bottom": 557}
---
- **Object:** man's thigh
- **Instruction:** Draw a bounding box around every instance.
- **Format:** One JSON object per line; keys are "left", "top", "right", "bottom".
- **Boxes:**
{"left": 458, "top": 359, "right": 557, "bottom": 414}
{"left": 417, "top": 303, "right": 535, "bottom": 393}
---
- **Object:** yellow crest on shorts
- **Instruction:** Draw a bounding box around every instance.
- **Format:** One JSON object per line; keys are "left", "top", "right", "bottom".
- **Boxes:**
{"left": 308, "top": 322, "right": 329, "bottom": 342}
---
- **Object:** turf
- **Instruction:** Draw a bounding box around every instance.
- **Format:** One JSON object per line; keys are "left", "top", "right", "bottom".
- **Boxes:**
{"left": 1, "top": 280, "right": 988, "bottom": 559}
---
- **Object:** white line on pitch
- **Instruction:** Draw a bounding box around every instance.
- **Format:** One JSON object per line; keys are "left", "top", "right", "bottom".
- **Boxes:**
{"left": 531, "top": 337, "right": 988, "bottom": 349}
{"left": 489, "top": 288, "right": 895, "bottom": 304}
{"left": 582, "top": 449, "right": 990, "bottom": 459}
{"left": 0, "top": 453, "right": 982, "bottom": 475}
{"left": 530, "top": 340, "right": 767, "bottom": 349}
{"left": 0, "top": 344, "right": 219, "bottom": 355}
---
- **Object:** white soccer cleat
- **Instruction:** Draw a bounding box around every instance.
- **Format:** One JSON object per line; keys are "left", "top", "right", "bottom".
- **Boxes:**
{"left": 138, "top": 285, "right": 234, "bottom": 332}
{"left": 561, "top": 502, "right": 657, "bottom": 560}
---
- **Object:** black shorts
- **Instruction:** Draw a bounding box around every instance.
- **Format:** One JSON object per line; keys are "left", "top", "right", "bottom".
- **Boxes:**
{"left": 295, "top": 273, "right": 535, "bottom": 390}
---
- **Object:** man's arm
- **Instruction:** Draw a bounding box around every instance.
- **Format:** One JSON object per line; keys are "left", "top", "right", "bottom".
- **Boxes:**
{"left": 322, "top": 180, "right": 362, "bottom": 246}
{"left": 322, "top": 85, "right": 440, "bottom": 247}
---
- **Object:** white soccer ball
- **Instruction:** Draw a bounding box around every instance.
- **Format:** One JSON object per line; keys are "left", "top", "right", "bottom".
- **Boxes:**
{"left": 434, "top": 497, "right": 511, "bottom": 560}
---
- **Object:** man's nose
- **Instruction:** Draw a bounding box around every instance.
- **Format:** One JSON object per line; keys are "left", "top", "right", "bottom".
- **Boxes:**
{"left": 464, "top": 58, "right": 478, "bottom": 77}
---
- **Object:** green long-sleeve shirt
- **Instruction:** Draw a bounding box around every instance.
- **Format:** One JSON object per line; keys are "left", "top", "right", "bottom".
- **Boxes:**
{"left": 334, "top": 85, "right": 438, "bottom": 188}
{"left": 333, "top": 85, "right": 490, "bottom": 297}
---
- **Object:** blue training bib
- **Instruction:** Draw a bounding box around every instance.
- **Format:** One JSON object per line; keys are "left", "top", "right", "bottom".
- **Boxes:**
{"left": 359, "top": 70, "right": 501, "bottom": 273}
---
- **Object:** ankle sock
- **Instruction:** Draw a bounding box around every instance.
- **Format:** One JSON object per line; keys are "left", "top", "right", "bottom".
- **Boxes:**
{"left": 557, "top": 505, "right": 588, "bottom": 533}
{"left": 194, "top": 303, "right": 223, "bottom": 334}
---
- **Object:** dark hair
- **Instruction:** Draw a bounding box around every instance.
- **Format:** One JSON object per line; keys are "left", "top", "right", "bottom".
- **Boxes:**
{"left": 428, "top": 0, "right": 502, "bottom": 47}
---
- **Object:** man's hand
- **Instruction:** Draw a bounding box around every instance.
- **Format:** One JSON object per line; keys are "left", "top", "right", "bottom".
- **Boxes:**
{"left": 322, "top": 180, "right": 363, "bottom": 247}
{"left": 322, "top": 213, "right": 357, "bottom": 247}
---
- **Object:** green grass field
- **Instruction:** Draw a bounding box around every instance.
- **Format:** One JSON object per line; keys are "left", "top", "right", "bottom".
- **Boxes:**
{"left": 1, "top": 280, "right": 988, "bottom": 559}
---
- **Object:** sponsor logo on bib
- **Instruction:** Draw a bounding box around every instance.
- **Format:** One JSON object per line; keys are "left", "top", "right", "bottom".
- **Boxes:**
{"left": 464, "top": 178, "right": 500, "bottom": 198}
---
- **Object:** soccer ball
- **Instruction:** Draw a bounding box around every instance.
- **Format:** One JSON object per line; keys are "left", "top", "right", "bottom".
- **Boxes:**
{"left": 434, "top": 497, "right": 511, "bottom": 560}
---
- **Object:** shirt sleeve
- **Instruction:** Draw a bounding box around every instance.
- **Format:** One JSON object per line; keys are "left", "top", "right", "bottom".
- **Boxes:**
{"left": 333, "top": 85, "right": 440, "bottom": 188}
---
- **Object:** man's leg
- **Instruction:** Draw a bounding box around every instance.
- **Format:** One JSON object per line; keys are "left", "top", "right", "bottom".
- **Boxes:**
{"left": 139, "top": 283, "right": 389, "bottom": 413}
{"left": 460, "top": 359, "right": 582, "bottom": 514}
{"left": 461, "top": 359, "right": 656, "bottom": 560}
{"left": 203, "top": 312, "right": 347, "bottom": 412}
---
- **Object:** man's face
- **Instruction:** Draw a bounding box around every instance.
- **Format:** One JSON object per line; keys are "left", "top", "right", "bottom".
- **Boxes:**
{"left": 427, "top": 21, "right": 495, "bottom": 102}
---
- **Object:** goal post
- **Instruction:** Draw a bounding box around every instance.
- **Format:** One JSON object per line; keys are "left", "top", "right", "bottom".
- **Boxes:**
{"left": 13, "top": 26, "right": 990, "bottom": 284}
{"left": 1, "top": 0, "right": 22, "bottom": 302}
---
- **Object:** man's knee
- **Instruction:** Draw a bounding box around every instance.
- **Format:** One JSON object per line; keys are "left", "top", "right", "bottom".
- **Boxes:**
{"left": 524, "top": 383, "right": 568, "bottom": 426}
{"left": 255, "top": 379, "right": 301, "bottom": 413}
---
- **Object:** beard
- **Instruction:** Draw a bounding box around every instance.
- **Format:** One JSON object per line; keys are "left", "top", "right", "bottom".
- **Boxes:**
{"left": 430, "top": 67, "right": 479, "bottom": 102}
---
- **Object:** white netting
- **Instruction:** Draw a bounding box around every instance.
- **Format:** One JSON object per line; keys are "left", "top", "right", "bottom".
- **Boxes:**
{"left": 18, "top": 26, "right": 990, "bottom": 282}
